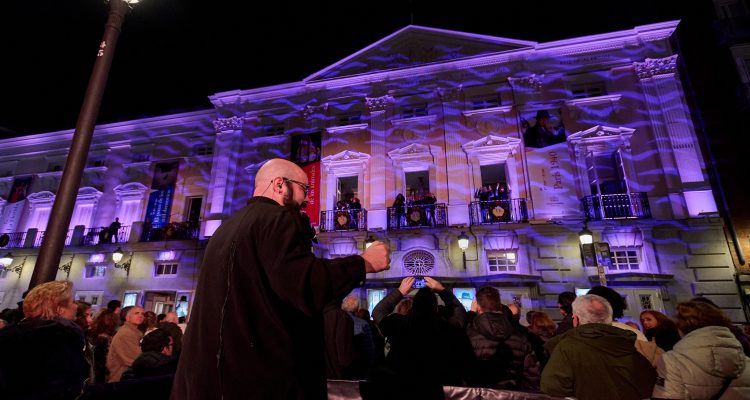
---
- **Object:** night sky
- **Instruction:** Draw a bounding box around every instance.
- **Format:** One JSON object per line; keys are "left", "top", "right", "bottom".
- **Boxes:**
{"left": 1, "top": 0, "right": 690, "bottom": 137}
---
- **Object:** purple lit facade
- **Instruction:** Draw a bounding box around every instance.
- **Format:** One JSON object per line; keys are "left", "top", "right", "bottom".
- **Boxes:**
{"left": 0, "top": 22, "right": 743, "bottom": 322}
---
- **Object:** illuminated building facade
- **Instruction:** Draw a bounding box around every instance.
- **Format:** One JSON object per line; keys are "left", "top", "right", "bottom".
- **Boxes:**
{"left": 0, "top": 21, "right": 745, "bottom": 323}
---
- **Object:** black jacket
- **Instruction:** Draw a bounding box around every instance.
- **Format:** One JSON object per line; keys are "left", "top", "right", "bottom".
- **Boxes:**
{"left": 0, "top": 317, "right": 88, "bottom": 400}
{"left": 122, "top": 352, "right": 177, "bottom": 380}
{"left": 171, "top": 197, "right": 366, "bottom": 400}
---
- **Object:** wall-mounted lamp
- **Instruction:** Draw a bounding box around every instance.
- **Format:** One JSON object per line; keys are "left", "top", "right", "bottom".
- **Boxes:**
{"left": 578, "top": 225, "right": 593, "bottom": 245}
{"left": 0, "top": 253, "right": 26, "bottom": 278}
{"left": 112, "top": 247, "right": 132, "bottom": 276}
{"left": 365, "top": 235, "right": 376, "bottom": 249}
{"left": 578, "top": 223, "right": 608, "bottom": 286}
{"left": 458, "top": 231, "right": 469, "bottom": 270}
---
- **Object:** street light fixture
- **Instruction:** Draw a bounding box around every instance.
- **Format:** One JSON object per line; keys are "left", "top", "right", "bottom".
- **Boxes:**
{"left": 29, "top": 0, "right": 142, "bottom": 290}
{"left": 0, "top": 252, "right": 13, "bottom": 268}
{"left": 365, "top": 235, "right": 376, "bottom": 249}
{"left": 458, "top": 231, "right": 469, "bottom": 270}
{"left": 112, "top": 247, "right": 132, "bottom": 276}
{"left": 579, "top": 225, "right": 593, "bottom": 245}
{"left": 0, "top": 254, "right": 27, "bottom": 278}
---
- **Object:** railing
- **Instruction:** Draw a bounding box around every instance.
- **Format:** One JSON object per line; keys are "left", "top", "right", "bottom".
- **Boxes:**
{"left": 0, "top": 232, "right": 27, "bottom": 249}
{"left": 387, "top": 203, "right": 448, "bottom": 230}
{"left": 141, "top": 221, "right": 200, "bottom": 242}
{"left": 319, "top": 209, "right": 368, "bottom": 232}
{"left": 469, "top": 199, "right": 529, "bottom": 225}
{"left": 82, "top": 226, "right": 131, "bottom": 246}
{"left": 581, "top": 192, "right": 652, "bottom": 220}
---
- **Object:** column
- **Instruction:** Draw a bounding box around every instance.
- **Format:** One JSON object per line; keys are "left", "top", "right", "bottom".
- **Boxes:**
{"left": 365, "top": 95, "right": 393, "bottom": 230}
{"left": 205, "top": 116, "right": 243, "bottom": 235}
{"left": 437, "top": 85, "right": 470, "bottom": 225}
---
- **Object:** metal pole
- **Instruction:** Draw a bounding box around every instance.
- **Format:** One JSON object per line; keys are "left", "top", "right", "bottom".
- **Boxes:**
{"left": 29, "top": 0, "right": 131, "bottom": 290}
{"left": 462, "top": 250, "right": 467, "bottom": 270}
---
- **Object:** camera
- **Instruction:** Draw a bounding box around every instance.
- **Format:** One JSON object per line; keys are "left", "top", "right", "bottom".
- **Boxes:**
{"left": 412, "top": 276, "right": 426, "bottom": 289}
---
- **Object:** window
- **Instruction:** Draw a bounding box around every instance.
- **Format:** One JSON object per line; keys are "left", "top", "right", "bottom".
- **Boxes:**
{"left": 405, "top": 170, "right": 430, "bottom": 201}
{"left": 571, "top": 81, "right": 606, "bottom": 99}
{"left": 186, "top": 197, "right": 203, "bottom": 226}
{"left": 123, "top": 292, "right": 139, "bottom": 307}
{"left": 337, "top": 113, "right": 362, "bottom": 126}
{"left": 403, "top": 250, "right": 435, "bottom": 275}
{"left": 487, "top": 251, "right": 517, "bottom": 273}
{"left": 84, "top": 265, "right": 106, "bottom": 278}
{"left": 610, "top": 248, "right": 640, "bottom": 271}
{"left": 471, "top": 95, "right": 501, "bottom": 110}
{"left": 367, "top": 289, "right": 387, "bottom": 315}
{"left": 76, "top": 291, "right": 104, "bottom": 306}
{"left": 400, "top": 103, "right": 428, "bottom": 118}
{"left": 156, "top": 263, "right": 178, "bottom": 276}
{"left": 264, "top": 124, "right": 285, "bottom": 136}
{"left": 192, "top": 144, "right": 214, "bottom": 156}
{"left": 336, "top": 176, "right": 358, "bottom": 203}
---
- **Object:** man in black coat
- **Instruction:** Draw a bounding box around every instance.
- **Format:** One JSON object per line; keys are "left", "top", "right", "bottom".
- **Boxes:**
{"left": 171, "top": 159, "right": 390, "bottom": 400}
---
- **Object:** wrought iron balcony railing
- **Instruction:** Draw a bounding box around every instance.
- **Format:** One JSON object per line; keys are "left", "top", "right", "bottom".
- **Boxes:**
{"left": 387, "top": 203, "right": 448, "bottom": 230}
{"left": 141, "top": 221, "right": 200, "bottom": 242}
{"left": 0, "top": 232, "right": 28, "bottom": 249}
{"left": 82, "top": 226, "right": 131, "bottom": 246}
{"left": 469, "top": 199, "right": 529, "bottom": 225}
{"left": 581, "top": 192, "right": 652, "bottom": 220}
{"left": 319, "top": 209, "right": 368, "bottom": 232}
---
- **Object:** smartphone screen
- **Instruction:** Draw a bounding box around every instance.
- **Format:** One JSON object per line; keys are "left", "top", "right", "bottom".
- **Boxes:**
{"left": 412, "top": 276, "right": 426, "bottom": 289}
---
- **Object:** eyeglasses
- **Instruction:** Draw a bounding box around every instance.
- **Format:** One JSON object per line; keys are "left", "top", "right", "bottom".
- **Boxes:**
{"left": 283, "top": 178, "right": 310, "bottom": 196}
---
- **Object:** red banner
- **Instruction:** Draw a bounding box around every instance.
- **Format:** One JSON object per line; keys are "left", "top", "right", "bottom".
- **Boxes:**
{"left": 291, "top": 132, "right": 322, "bottom": 226}
{"left": 301, "top": 163, "right": 320, "bottom": 226}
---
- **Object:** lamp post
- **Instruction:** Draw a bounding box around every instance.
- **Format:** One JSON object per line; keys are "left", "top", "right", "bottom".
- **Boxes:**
{"left": 0, "top": 253, "right": 27, "bottom": 278}
{"left": 112, "top": 247, "right": 132, "bottom": 276}
{"left": 579, "top": 224, "right": 607, "bottom": 286}
{"left": 365, "top": 235, "right": 376, "bottom": 249}
{"left": 29, "top": 0, "right": 141, "bottom": 290}
{"left": 458, "top": 231, "right": 469, "bottom": 270}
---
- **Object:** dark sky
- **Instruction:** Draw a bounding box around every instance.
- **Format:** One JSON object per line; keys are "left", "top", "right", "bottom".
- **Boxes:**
{"left": 1, "top": 0, "right": 690, "bottom": 137}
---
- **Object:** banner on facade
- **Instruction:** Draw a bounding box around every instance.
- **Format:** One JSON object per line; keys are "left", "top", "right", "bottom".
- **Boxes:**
{"left": 1, "top": 176, "right": 33, "bottom": 233}
{"left": 145, "top": 161, "right": 180, "bottom": 225}
{"left": 290, "top": 132, "right": 321, "bottom": 226}
{"left": 525, "top": 142, "right": 580, "bottom": 220}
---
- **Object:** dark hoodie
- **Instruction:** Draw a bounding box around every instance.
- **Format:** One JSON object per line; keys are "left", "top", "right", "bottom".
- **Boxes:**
{"left": 541, "top": 323, "right": 656, "bottom": 400}
{"left": 466, "top": 310, "right": 540, "bottom": 390}
{"left": 121, "top": 351, "right": 177, "bottom": 380}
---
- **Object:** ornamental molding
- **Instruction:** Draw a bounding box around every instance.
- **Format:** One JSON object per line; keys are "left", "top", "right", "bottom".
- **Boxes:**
{"left": 564, "top": 94, "right": 622, "bottom": 108}
{"left": 462, "top": 135, "right": 522, "bottom": 162}
{"left": 390, "top": 114, "right": 437, "bottom": 126}
{"left": 484, "top": 232, "right": 519, "bottom": 251}
{"left": 365, "top": 95, "right": 394, "bottom": 112}
{"left": 508, "top": 74, "right": 543, "bottom": 91}
{"left": 462, "top": 105, "right": 514, "bottom": 118}
{"left": 436, "top": 85, "right": 463, "bottom": 102}
{"left": 322, "top": 150, "right": 371, "bottom": 165}
{"left": 114, "top": 182, "right": 149, "bottom": 198}
{"left": 328, "top": 237, "right": 359, "bottom": 258}
{"left": 213, "top": 116, "right": 244, "bottom": 133}
{"left": 76, "top": 187, "right": 103, "bottom": 203}
{"left": 303, "top": 103, "right": 329, "bottom": 120}
{"left": 567, "top": 125, "right": 635, "bottom": 155}
{"left": 325, "top": 123, "right": 369, "bottom": 134}
{"left": 26, "top": 190, "right": 56, "bottom": 205}
{"left": 633, "top": 55, "right": 678, "bottom": 80}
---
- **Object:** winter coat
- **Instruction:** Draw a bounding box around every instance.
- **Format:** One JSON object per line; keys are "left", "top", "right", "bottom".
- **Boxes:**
{"left": 541, "top": 323, "right": 656, "bottom": 400}
{"left": 0, "top": 317, "right": 88, "bottom": 400}
{"left": 653, "top": 326, "right": 750, "bottom": 399}
{"left": 466, "top": 311, "right": 541, "bottom": 390}
{"left": 121, "top": 351, "right": 178, "bottom": 380}
{"left": 171, "top": 197, "right": 365, "bottom": 400}
{"left": 554, "top": 313, "right": 573, "bottom": 336}
{"left": 106, "top": 322, "right": 142, "bottom": 382}
{"left": 646, "top": 326, "right": 681, "bottom": 351}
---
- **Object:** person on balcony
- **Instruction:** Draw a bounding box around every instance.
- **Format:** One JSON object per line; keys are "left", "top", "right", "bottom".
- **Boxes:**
{"left": 422, "top": 192, "right": 437, "bottom": 227}
{"left": 348, "top": 197, "right": 362, "bottom": 230}
{"left": 108, "top": 217, "right": 121, "bottom": 243}
{"left": 392, "top": 193, "right": 406, "bottom": 229}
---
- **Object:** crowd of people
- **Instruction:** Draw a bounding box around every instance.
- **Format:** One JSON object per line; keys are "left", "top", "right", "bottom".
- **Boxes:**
{"left": 0, "top": 283, "right": 186, "bottom": 399}
{"left": 391, "top": 192, "right": 438, "bottom": 228}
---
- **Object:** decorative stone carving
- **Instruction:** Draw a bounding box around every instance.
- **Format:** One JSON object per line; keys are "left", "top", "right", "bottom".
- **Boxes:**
{"left": 213, "top": 116, "right": 243, "bottom": 133}
{"left": 508, "top": 74, "right": 543, "bottom": 91}
{"left": 365, "top": 95, "right": 394, "bottom": 113}
{"left": 436, "top": 85, "right": 463, "bottom": 102}
{"left": 303, "top": 103, "right": 329, "bottom": 120}
{"left": 567, "top": 125, "right": 635, "bottom": 156}
{"left": 633, "top": 55, "right": 678, "bottom": 80}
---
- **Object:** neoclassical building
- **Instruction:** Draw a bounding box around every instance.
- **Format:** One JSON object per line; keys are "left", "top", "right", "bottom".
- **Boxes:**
{"left": 1, "top": 21, "right": 744, "bottom": 323}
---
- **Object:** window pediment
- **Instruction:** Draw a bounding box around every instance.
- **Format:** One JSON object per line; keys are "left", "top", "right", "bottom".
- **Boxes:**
{"left": 388, "top": 143, "right": 439, "bottom": 169}
{"left": 567, "top": 125, "right": 635, "bottom": 154}
{"left": 77, "top": 187, "right": 103, "bottom": 203}
{"left": 484, "top": 233, "right": 519, "bottom": 251}
{"left": 27, "top": 191, "right": 56, "bottom": 205}
{"left": 322, "top": 150, "right": 371, "bottom": 175}
{"left": 114, "top": 182, "right": 149, "bottom": 199}
{"left": 462, "top": 135, "right": 521, "bottom": 163}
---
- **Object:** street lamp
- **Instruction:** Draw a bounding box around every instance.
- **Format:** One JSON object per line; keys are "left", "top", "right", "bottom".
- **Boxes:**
{"left": 0, "top": 254, "right": 27, "bottom": 278}
{"left": 578, "top": 225, "right": 593, "bottom": 245}
{"left": 365, "top": 235, "right": 376, "bottom": 249}
{"left": 112, "top": 247, "right": 132, "bottom": 276}
{"left": 458, "top": 231, "right": 469, "bottom": 270}
{"left": 29, "top": 0, "right": 142, "bottom": 290}
{"left": 578, "top": 223, "right": 607, "bottom": 286}
{"left": 0, "top": 252, "right": 13, "bottom": 268}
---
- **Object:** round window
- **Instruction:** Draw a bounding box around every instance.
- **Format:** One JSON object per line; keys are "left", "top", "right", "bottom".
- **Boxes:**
{"left": 402, "top": 250, "right": 435, "bottom": 275}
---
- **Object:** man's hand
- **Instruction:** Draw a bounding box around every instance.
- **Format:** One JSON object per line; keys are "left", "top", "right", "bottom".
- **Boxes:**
{"left": 398, "top": 277, "right": 415, "bottom": 295}
{"left": 363, "top": 241, "right": 390, "bottom": 273}
{"left": 424, "top": 276, "right": 445, "bottom": 292}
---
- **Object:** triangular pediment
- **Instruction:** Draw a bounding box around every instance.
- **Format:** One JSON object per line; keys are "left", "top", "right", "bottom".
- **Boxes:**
{"left": 307, "top": 26, "right": 535, "bottom": 82}
{"left": 463, "top": 135, "right": 521, "bottom": 152}
{"left": 388, "top": 143, "right": 431, "bottom": 158}
{"left": 567, "top": 125, "right": 635, "bottom": 144}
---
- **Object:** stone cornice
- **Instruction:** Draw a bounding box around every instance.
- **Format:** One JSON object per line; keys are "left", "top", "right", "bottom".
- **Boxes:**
{"left": 213, "top": 116, "right": 243, "bottom": 133}
{"left": 365, "top": 95, "right": 394, "bottom": 112}
{"left": 633, "top": 54, "right": 678, "bottom": 80}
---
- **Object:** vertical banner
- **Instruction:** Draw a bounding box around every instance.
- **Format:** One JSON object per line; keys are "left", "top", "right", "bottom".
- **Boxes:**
{"left": 521, "top": 109, "right": 579, "bottom": 219}
{"left": 290, "top": 132, "right": 321, "bottom": 225}
{"left": 2, "top": 176, "right": 32, "bottom": 233}
{"left": 145, "top": 161, "right": 180, "bottom": 225}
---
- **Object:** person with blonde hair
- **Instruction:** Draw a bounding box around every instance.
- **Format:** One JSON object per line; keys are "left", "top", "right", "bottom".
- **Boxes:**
{"left": 0, "top": 281, "right": 88, "bottom": 399}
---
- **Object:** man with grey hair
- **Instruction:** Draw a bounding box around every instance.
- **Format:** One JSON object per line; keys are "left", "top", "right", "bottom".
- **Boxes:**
{"left": 541, "top": 294, "right": 656, "bottom": 399}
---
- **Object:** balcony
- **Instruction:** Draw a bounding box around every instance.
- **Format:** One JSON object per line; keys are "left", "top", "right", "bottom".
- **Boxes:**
{"left": 469, "top": 199, "right": 529, "bottom": 225}
{"left": 387, "top": 203, "right": 448, "bottom": 230}
{"left": 320, "top": 209, "right": 368, "bottom": 232}
{"left": 0, "top": 232, "right": 29, "bottom": 249}
{"left": 82, "top": 226, "right": 131, "bottom": 246}
{"left": 141, "top": 221, "right": 200, "bottom": 242}
{"left": 581, "top": 192, "right": 651, "bottom": 220}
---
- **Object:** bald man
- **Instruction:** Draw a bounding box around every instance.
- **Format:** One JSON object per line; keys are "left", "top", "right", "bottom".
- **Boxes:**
{"left": 172, "top": 159, "right": 390, "bottom": 400}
